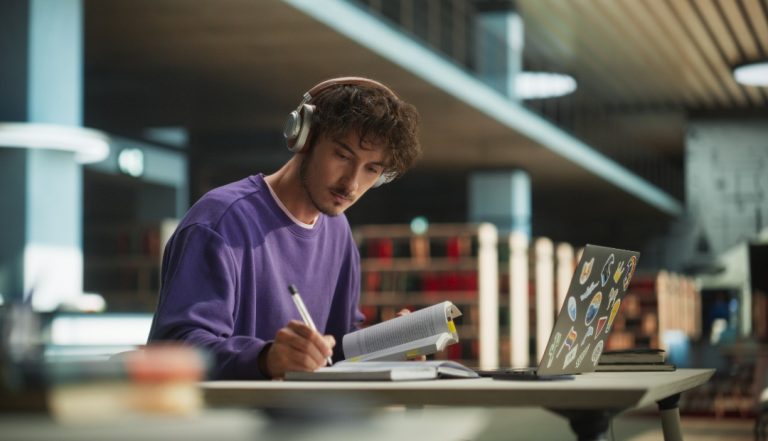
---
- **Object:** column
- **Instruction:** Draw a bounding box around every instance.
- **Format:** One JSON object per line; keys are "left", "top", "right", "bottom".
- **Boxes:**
{"left": 0, "top": 0, "right": 109, "bottom": 310}
{"left": 474, "top": 2, "right": 524, "bottom": 99}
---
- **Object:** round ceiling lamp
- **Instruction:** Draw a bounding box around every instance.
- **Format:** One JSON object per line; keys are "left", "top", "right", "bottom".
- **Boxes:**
{"left": 515, "top": 72, "right": 577, "bottom": 100}
{"left": 733, "top": 60, "right": 768, "bottom": 86}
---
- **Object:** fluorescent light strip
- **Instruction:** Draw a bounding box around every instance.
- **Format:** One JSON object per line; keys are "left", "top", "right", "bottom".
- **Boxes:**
{"left": 284, "top": 0, "right": 683, "bottom": 216}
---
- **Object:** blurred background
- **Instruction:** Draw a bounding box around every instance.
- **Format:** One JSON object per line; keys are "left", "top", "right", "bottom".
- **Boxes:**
{"left": 1, "top": 0, "right": 767, "bottom": 438}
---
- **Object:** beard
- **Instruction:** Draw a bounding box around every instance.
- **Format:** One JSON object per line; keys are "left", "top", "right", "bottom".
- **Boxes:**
{"left": 299, "top": 148, "right": 348, "bottom": 217}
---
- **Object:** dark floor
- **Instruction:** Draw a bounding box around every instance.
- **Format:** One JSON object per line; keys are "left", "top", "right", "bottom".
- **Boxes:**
{"left": 474, "top": 407, "right": 755, "bottom": 441}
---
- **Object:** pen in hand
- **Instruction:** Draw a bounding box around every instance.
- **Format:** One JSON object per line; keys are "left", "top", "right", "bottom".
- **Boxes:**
{"left": 288, "top": 284, "right": 333, "bottom": 367}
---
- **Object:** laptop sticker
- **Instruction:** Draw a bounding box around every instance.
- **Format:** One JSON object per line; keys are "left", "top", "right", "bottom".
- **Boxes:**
{"left": 575, "top": 343, "right": 591, "bottom": 368}
{"left": 581, "top": 326, "right": 594, "bottom": 344}
{"left": 613, "top": 260, "right": 625, "bottom": 283}
{"left": 607, "top": 287, "right": 619, "bottom": 309}
{"left": 600, "top": 254, "right": 615, "bottom": 286}
{"left": 546, "top": 332, "right": 562, "bottom": 368}
{"left": 591, "top": 340, "right": 604, "bottom": 364}
{"left": 563, "top": 343, "right": 579, "bottom": 368}
{"left": 580, "top": 281, "right": 599, "bottom": 301}
{"left": 567, "top": 296, "right": 577, "bottom": 321}
{"left": 557, "top": 326, "right": 578, "bottom": 358}
{"left": 595, "top": 316, "right": 608, "bottom": 335}
{"left": 606, "top": 298, "right": 622, "bottom": 334}
{"left": 585, "top": 291, "right": 602, "bottom": 325}
{"left": 579, "top": 257, "right": 594, "bottom": 284}
{"left": 623, "top": 255, "right": 637, "bottom": 290}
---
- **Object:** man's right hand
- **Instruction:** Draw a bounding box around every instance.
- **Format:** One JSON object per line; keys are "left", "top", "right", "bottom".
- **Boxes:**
{"left": 261, "top": 320, "right": 335, "bottom": 379}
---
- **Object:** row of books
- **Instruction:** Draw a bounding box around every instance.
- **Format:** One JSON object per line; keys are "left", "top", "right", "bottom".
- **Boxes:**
{"left": 363, "top": 271, "right": 479, "bottom": 293}
{"left": 360, "top": 237, "right": 475, "bottom": 260}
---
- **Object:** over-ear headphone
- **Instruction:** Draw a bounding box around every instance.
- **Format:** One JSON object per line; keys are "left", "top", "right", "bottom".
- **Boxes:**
{"left": 283, "top": 77, "right": 399, "bottom": 188}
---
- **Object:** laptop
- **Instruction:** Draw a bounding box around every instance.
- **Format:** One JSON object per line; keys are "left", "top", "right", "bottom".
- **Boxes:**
{"left": 477, "top": 244, "right": 640, "bottom": 380}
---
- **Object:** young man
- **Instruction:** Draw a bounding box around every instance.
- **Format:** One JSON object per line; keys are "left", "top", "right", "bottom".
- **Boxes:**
{"left": 147, "top": 77, "right": 421, "bottom": 379}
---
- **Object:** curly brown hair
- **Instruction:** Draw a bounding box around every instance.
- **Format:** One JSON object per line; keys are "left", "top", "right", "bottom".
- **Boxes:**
{"left": 307, "top": 81, "right": 421, "bottom": 179}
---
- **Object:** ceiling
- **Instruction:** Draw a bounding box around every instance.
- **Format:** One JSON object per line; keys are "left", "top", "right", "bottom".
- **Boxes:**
{"left": 516, "top": 0, "right": 768, "bottom": 181}
{"left": 82, "top": 0, "right": 768, "bottom": 240}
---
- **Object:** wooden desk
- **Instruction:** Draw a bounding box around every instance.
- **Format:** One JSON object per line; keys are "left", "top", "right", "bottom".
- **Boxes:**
{"left": 203, "top": 369, "right": 714, "bottom": 441}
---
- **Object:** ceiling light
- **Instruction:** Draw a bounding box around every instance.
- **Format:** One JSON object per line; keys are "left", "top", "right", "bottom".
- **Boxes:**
{"left": 733, "top": 60, "right": 768, "bottom": 86}
{"left": 515, "top": 72, "right": 577, "bottom": 100}
{"left": 0, "top": 123, "right": 110, "bottom": 163}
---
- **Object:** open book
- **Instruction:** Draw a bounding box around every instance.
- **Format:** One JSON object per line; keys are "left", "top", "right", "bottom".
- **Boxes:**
{"left": 285, "top": 360, "right": 478, "bottom": 381}
{"left": 342, "top": 301, "right": 462, "bottom": 362}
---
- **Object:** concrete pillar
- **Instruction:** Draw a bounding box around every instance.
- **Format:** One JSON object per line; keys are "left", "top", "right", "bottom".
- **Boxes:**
{"left": 0, "top": 1, "right": 109, "bottom": 310}
{"left": 474, "top": 5, "right": 524, "bottom": 99}
{"left": 469, "top": 170, "right": 532, "bottom": 238}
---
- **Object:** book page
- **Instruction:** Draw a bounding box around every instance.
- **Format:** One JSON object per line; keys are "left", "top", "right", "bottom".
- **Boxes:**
{"left": 343, "top": 301, "right": 460, "bottom": 359}
{"left": 344, "top": 334, "right": 452, "bottom": 361}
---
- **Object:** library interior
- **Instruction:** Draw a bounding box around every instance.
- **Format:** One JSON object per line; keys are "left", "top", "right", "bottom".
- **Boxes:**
{"left": 1, "top": 1, "right": 767, "bottom": 440}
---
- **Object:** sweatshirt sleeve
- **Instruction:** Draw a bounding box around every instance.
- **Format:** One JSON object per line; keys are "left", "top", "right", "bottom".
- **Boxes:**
{"left": 147, "top": 224, "right": 268, "bottom": 380}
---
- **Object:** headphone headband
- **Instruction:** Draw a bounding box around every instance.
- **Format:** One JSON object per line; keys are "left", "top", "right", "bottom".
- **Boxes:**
{"left": 303, "top": 77, "right": 399, "bottom": 103}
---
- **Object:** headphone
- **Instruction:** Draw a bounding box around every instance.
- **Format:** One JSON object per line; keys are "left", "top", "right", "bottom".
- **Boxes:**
{"left": 283, "top": 77, "right": 399, "bottom": 188}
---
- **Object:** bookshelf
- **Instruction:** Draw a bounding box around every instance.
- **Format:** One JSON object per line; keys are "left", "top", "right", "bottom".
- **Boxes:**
{"left": 353, "top": 223, "right": 500, "bottom": 368}
{"left": 83, "top": 220, "right": 177, "bottom": 312}
{"left": 607, "top": 271, "right": 701, "bottom": 351}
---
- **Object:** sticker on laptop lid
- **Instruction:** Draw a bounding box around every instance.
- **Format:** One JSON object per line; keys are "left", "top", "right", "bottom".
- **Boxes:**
{"left": 623, "top": 255, "right": 637, "bottom": 290}
{"left": 613, "top": 260, "right": 626, "bottom": 284}
{"left": 546, "top": 332, "right": 562, "bottom": 368}
{"left": 557, "top": 327, "right": 578, "bottom": 358}
{"left": 585, "top": 291, "right": 602, "bottom": 325}
{"left": 563, "top": 343, "right": 579, "bottom": 369}
{"left": 606, "top": 298, "right": 621, "bottom": 334}
{"left": 575, "top": 343, "right": 591, "bottom": 369}
{"left": 600, "top": 254, "right": 615, "bottom": 287}
{"left": 591, "top": 340, "right": 604, "bottom": 364}
{"left": 567, "top": 296, "right": 577, "bottom": 321}
{"left": 607, "top": 287, "right": 619, "bottom": 309}
{"left": 579, "top": 281, "right": 599, "bottom": 301}
{"left": 581, "top": 326, "right": 594, "bottom": 344}
{"left": 579, "top": 257, "right": 594, "bottom": 284}
{"left": 595, "top": 316, "right": 608, "bottom": 336}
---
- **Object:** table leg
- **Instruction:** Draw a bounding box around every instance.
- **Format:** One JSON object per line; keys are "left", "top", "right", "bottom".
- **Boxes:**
{"left": 657, "top": 393, "right": 683, "bottom": 441}
{"left": 550, "top": 409, "right": 613, "bottom": 441}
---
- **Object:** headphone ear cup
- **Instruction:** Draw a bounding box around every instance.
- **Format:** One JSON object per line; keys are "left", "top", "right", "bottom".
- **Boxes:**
{"left": 284, "top": 104, "right": 314, "bottom": 153}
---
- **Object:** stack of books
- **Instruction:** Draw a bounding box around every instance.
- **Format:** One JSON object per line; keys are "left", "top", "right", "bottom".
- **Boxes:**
{"left": 596, "top": 348, "right": 676, "bottom": 372}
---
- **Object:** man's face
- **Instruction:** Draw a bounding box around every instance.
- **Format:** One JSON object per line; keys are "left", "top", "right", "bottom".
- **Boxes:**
{"left": 299, "top": 130, "right": 387, "bottom": 217}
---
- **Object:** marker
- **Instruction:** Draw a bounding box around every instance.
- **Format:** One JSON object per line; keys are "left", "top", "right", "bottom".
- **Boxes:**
{"left": 288, "top": 284, "right": 333, "bottom": 366}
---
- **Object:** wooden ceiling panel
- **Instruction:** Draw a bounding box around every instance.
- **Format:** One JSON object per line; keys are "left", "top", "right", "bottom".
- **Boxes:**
{"left": 743, "top": 0, "right": 768, "bottom": 55}
{"left": 622, "top": 0, "right": 712, "bottom": 107}
{"left": 669, "top": 0, "right": 750, "bottom": 106}
{"left": 520, "top": 1, "right": 644, "bottom": 103}
{"left": 719, "top": 0, "right": 761, "bottom": 59}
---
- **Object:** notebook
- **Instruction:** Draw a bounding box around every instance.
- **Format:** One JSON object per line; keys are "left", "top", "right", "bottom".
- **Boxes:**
{"left": 477, "top": 244, "right": 640, "bottom": 380}
{"left": 285, "top": 360, "right": 479, "bottom": 381}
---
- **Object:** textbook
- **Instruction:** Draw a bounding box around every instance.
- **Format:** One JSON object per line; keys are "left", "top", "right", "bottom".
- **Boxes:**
{"left": 594, "top": 362, "right": 676, "bottom": 372}
{"left": 285, "top": 360, "right": 479, "bottom": 381}
{"left": 341, "top": 301, "right": 463, "bottom": 362}
{"left": 598, "top": 348, "right": 667, "bottom": 365}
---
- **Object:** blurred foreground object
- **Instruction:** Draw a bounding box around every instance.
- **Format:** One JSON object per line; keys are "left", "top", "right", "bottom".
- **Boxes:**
{"left": 48, "top": 345, "right": 207, "bottom": 423}
{"left": 0, "top": 299, "right": 47, "bottom": 411}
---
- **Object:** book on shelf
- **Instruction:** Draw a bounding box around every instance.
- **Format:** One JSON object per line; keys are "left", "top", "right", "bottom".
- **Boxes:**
{"left": 342, "top": 301, "right": 462, "bottom": 362}
{"left": 285, "top": 360, "right": 478, "bottom": 381}
{"left": 598, "top": 348, "right": 667, "bottom": 364}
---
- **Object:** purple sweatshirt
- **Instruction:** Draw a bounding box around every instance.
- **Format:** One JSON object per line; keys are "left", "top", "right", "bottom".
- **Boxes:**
{"left": 148, "top": 174, "right": 364, "bottom": 379}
